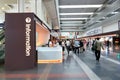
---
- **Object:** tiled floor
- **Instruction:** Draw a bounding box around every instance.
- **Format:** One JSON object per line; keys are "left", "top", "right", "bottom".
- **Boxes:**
{"left": 78, "top": 50, "right": 120, "bottom": 80}
{"left": 0, "top": 49, "right": 120, "bottom": 80}
{"left": 0, "top": 53, "right": 90, "bottom": 80}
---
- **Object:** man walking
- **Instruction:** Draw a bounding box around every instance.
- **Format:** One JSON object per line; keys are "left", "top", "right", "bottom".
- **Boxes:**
{"left": 66, "top": 39, "right": 71, "bottom": 55}
{"left": 74, "top": 39, "right": 80, "bottom": 54}
{"left": 94, "top": 38, "right": 104, "bottom": 62}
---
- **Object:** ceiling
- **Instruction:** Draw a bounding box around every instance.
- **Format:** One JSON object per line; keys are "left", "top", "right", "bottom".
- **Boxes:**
{"left": 59, "top": 0, "right": 106, "bottom": 31}
{"left": 44, "top": 0, "right": 120, "bottom": 32}
{"left": 0, "top": 0, "right": 31, "bottom": 15}
{"left": 43, "top": 0, "right": 59, "bottom": 29}
{"left": 0, "top": 0, "right": 120, "bottom": 32}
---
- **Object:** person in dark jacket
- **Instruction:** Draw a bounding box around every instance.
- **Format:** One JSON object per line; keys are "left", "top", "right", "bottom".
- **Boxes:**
{"left": 79, "top": 40, "right": 84, "bottom": 53}
{"left": 106, "top": 40, "right": 110, "bottom": 52}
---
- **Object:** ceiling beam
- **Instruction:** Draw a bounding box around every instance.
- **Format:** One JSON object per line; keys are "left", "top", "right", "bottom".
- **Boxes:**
{"left": 55, "top": 0, "right": 60, "bottom": 28}
{"left": 86, "top": 12, "right": 120, "bottom": 31}
{"left": 85, "top": 0, "right": 120, "bottom": 29}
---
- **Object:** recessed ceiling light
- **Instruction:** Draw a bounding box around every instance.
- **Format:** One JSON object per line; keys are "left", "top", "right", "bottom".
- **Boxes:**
{"left": 61, "top": 21, "right": 83, "bottom": 23}
{"left": 62, "top": 27, "right": 78, "bottom": 28}
{"left": 59, "top": 5, "right": 103, "bottom": 8}
{"left": 111, "top": 12, "right": 119, "bottom": 14}
{"left": 102, "top": 17, "right": 106, "bottom": 19}
{"left": 96, "top": 21, "right": 101, "bottom": 23}
{"left": 60, "top": 18, "right": 88, "bottom": 20}
{"left": 60, "top": 13, "right": 94, "bottom": 15}
{"left": 1, "top": 7, "right": 5, "bottom": 10}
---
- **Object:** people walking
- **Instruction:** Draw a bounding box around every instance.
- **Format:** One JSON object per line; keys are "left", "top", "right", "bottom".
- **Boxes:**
{"left": 62, "top": 40, "right": 65, "bottom": 54}
{"left": 48, "top": 39, "right": 53, "bottom": 47}
{"left": 79, "top": 40, "right": 84, "bottom": 53}
{"left": 66, "top": 39, "right": 71, "bottom": 55}
{"left": 94, "top": 38, "right": 104, "bottom": 62}
{"left": 74, "top": 39, "right": 80, "bottom": 54}
{"left": 106, "top": 39, "right": 110, "bottom": 53}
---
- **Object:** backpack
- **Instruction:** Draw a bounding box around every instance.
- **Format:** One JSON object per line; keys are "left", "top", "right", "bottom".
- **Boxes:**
{"left": 92, "top": 41, "right": 97, "bottom": 51}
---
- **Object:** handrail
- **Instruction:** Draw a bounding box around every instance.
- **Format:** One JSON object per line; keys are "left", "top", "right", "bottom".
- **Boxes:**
{"left": 0, "top": 34, "right": 4, "bottom": 41}
{"left": 0, "top": 30, "right": 4, "bottom": 35}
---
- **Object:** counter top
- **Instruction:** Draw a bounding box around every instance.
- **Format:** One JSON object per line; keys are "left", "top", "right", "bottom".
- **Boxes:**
{"left": 36, "top": 46, "right": 62, "bottom": 63}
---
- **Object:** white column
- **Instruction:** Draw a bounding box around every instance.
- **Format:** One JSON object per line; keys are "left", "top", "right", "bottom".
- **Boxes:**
{"left": 31, "top": 0, "right": 36, "bottom": 14}
{"left": 18, "top": 0, "right": 24, "bottom": 12}
{"left": 37, "top": 0, "right": 42, "bottom": 18}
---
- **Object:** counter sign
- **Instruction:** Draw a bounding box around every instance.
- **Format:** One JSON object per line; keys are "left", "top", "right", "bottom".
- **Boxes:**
{"left": 25, "top": 17, "right": 32, "bottom": 56}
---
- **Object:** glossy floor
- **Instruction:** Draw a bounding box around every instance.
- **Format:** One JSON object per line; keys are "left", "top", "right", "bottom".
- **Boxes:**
{"left": 0, "top": 49, "right": 120, "bottom": 80}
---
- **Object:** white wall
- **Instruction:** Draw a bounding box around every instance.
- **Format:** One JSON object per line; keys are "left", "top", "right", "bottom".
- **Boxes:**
{"left": 103, "top": 22, "right": 118, "bottom": 33}
{"left": 0, "top": 13, "right": 4, "bottom": 23}
{"left": 37, "top": 0, "right": 43, "bottom": 22}
{"left": 36, "top": 0, "right": 52, "bottom": 29}
{"left": 0, "top": 0, "right": 52, "bottom": 29}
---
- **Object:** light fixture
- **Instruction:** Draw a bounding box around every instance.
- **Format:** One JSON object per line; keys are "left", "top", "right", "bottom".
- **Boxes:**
{"left": 59, "top": 4, "right": 103, "bottom": 8}
{"left": 60, "top": 13, "right": 94, "bottom": 15}
{"left": 62, "top": 27, "right": 78, "bottom": 28}
{"left": 61, "top": 21, "right": 83, "bottom": 23}
{"left": 111, "top": 12, "right": 119, "bottom": 14}
{"left": 96, "top": 21, "right": 101, "bottom": 23}
{"left": 60, "top": 18, "right": 88, "bottom": 20}
{"left": 0, "top": 27, "right": 3, "bottom": 29}
{"left": 102, "top": 17, "right": 106, "bottom": 19}
{"left": 1, "top": 7, "right": 5, "bottom": 10}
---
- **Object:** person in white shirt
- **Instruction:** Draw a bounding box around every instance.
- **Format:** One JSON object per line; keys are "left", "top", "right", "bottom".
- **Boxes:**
{"left": 55, "top": 40, "right": 59, "bottom": 47}
{"left": 74, "top": 40, "right": 80, "bottom": 54}
{"left": 66, "top": 39, "right": 71, "bottom": 55}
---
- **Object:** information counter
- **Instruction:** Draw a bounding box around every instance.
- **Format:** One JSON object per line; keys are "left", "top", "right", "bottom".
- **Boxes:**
{"left": 36, "top": 46, "right": 62, "bottom": 63}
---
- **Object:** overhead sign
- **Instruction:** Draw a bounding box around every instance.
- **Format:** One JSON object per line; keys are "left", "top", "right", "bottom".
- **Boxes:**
{"left": 86, "top": 26, "right": 102, "bottom": 36}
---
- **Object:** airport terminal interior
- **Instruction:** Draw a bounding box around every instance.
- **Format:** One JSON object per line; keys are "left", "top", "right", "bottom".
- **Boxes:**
{"left": 0, "top": 0, "right": 120, "bottom": 80}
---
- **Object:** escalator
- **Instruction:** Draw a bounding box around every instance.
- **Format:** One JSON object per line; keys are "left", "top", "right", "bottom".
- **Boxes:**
{"left": 0, "top": 30, "right": 5, "bottom": 64}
